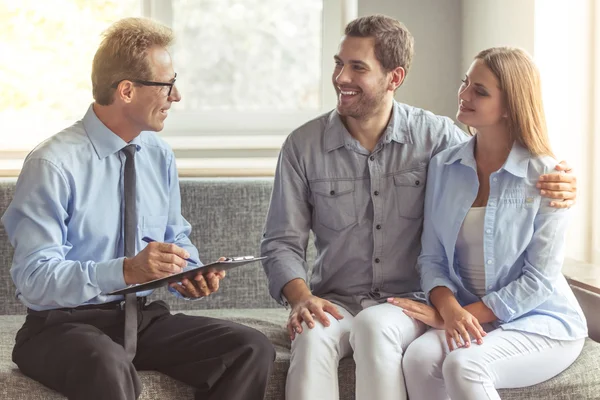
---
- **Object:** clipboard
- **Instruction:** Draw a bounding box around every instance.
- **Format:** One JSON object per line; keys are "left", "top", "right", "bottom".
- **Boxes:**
{"left": 107, "top": 256, "right": 266, "bottom": 296}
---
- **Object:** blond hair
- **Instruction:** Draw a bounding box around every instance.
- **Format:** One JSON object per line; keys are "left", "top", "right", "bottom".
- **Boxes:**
{"left": 344, "top": 14, "right": 414, "bottom": 74}
{"left": 92, "top": 17, "right": 174, "bottom": 105}
{"left": 474, "top": 47, "right": 553, "bottom": 157}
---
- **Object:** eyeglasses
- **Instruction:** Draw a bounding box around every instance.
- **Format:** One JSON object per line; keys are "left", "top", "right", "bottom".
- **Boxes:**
{"left": 112, "top": 73, "right": 177, "bottom": 96}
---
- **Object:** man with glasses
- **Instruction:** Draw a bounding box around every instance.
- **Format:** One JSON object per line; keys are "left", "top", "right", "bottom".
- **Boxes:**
{"left": 112, "top": 72, "right": 178, "bottom": 97}
{"left": 2, "top": 17, "right": 274, "bottom": 400}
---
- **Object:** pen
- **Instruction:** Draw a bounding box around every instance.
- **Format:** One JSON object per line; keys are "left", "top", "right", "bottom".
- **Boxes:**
{"left": 141, "top": 236, "right": 199, "bottom": 265}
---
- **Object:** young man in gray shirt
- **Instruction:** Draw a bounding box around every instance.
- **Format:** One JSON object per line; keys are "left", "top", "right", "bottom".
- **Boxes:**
{"left": 261, "top": 14, "right": 576, "bottom": 400}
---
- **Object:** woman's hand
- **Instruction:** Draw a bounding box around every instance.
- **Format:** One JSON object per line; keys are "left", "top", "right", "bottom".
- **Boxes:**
{"left": 441, "top": 305, "right": 486, "bottom": 350}
{"left": 387, "top": 297, "right": 444, "bottom": 329}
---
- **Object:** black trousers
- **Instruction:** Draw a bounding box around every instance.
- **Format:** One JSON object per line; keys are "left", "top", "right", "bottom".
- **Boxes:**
{"left": 13, "top": 300, "right": 275, "bottom": 400}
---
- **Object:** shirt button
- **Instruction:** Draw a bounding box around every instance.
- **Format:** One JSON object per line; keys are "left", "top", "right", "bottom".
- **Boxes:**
{"left": 330, "top": 190, "right": 335, "bottom": 195}
{"left": 370, "top": 156, "right": 375, "bottom": 161}
{"left": 486, "top": 229, "right": 492, "bottom": 234}
{"left": 374, "top": 191, "right": 379, "bottom": 196}
{"left": 493, "top": 177, "right": 498, "bottom": 182}
{"left": 375, "top": 258, "right": 380, "bottom": 263}
{"left": 489, "top": 201, "right": 495, "bottom": 207}
{"left": 376, "top": 224, "right": 381, "bottom": 229}
{"left": 487, "top": 260, "right": 493, "bottom": 265}
{"left": 374, "top": 288, "right": 380, "bottom": 293}
{"left": 488, "top": 285, "right": 493, "bottom": 289}
{"left": 415, "top": 180, "right": 420, "bottom": 186}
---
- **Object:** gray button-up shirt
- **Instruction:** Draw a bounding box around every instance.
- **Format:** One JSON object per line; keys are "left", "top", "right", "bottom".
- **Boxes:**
{"left": 261, "top": 101, "right": 466, "bottom": 314}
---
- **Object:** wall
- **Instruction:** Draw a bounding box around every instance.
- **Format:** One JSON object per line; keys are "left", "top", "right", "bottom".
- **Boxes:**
{"left": 358, "top": 0, "right": 463, "bottom": 119}
{"left": 461, "top": 0, "right": 535, "bottom": 72}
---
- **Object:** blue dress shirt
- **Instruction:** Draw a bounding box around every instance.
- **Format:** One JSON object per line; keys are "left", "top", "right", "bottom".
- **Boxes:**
{"left": 2, "top": 105, "right": 200, "bottom": 311}
{"left": 419, "top": 136, "right": 587, "bottom": 340}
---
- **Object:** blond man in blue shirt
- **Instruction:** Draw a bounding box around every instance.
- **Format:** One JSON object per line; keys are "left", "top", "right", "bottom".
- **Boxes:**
{"left": 3, "top": 17, "right": 273, "bottom": 400}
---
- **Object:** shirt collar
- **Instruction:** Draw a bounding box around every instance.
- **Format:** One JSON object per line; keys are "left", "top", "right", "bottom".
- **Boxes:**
{"left": 83, "top": 104, "right": 142, "bottom": 159}
{"left": 323, "top": 101, "right": 413, "bottom": 152}
{"left": 502, "top": 141, "right": 530, "bottom": 178}
{"left": 445, "top": 135, "right": 530, "bottom": 178}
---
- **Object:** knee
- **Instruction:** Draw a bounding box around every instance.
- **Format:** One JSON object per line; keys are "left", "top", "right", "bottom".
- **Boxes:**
{"left": 351, "top": 307, "right": 382, "bottom": 340}
{"left": 403, "top": 339, "right": 439, "bottom": 375}
{"left": 442, "top": 350, "right": 484, "bottom": 384}
{"left": 252, "top": 328, "right": 276, "bottom": 365}
{"left": 86, "top": 345, "right": 134, "bottom": 377}
{"left": 291, "top": 317, "right": 343, "bottom": 355}
{"left": 66, "top": 343, "right": 139, "bottom": 392}
{"left": 233, "top": 325, "right": 275, "bottom": 366}
{"left": 351, "top": 307, "right": 402, "bottom": 348}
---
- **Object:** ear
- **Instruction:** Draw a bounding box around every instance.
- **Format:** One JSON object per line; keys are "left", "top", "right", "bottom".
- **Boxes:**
{"left": 388, "top": 66, "right": 406, "bottom": 91}
{"left": 116, "top": 81, "right": 135, "bottom": 104}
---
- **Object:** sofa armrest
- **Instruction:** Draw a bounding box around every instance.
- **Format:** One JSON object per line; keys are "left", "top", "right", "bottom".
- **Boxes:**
{"left": 571, "top": 285, "right": 600, "bottom": 342}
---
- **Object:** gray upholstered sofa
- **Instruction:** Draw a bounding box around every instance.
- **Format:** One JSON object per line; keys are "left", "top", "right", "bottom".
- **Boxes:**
{"left": 1, "top": 177, "right": 600, "bottom": 399}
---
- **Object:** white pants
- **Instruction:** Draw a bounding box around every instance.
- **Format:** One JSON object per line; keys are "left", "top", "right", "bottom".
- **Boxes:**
{"left": 286, "top": 302, "right": 426, "bottom": 400}
{"left": 403, "top": 328, "right": 585, "bottom": 400}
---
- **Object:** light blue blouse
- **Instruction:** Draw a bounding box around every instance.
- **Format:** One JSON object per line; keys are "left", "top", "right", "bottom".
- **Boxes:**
{"left": 419, "top": 136, "right": 587, "bottom": 340}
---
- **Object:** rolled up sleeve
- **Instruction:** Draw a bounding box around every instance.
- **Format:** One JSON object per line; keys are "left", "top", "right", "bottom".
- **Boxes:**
{"left": 482, "top": 203, "right": 570, "bottom": 323}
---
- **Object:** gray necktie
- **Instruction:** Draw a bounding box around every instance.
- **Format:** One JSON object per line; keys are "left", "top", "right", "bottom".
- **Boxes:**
{"left": 122, "top": 144, "right": 138, "bottom": 361}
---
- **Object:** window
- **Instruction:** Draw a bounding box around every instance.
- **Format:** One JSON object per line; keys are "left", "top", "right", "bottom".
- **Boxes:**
{"left": 1, "top": 0, "right": 140, "bottom": 151}
{"left": 172, "top": 0, "right": 322, "bottom": 113}
{"left": 534, "top": 0, "right": 599, "bottom": 264}
{"left": 0, "top": 0, "right": 354, "bottom": 175}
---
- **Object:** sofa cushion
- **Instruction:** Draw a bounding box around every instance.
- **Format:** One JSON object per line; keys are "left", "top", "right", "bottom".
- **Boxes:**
{"left": 1, "top": 310, "right": 600, "bottom": 400}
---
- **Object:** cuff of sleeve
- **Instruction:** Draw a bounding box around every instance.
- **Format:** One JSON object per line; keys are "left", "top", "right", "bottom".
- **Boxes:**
{"left": 267, "top": 262, "right": 308, "bottom": 306}
{"left": 95, "top": 257, "right": 127, "bottom": 294}
{"left": 423, "top": 279, "right": 458, "bottom": 305}
{"left": 168, "top": 285, "right": 206, "bottom": 300}
{"left": 481, "top": 292, "right": 515, "bottom": 322}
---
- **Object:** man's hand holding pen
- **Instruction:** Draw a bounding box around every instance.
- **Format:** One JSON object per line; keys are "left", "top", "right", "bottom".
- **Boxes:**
{"left": 123, "top": 241, "right": 189, "bottom": 284}
{"left": 122, "top": 237, "right": 227, "bottom": 299}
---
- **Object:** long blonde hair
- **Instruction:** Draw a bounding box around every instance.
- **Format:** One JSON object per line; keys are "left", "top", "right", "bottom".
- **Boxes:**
{"left": 474, "top": 47, "right": 554, "bottom": 157}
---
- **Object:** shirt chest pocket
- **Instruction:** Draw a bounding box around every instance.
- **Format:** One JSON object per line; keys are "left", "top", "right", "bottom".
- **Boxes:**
{"left": 393, "top": 168, "right": 427, "bottom": 219}
{"left": 141, "top": 215, "right": 168, "bottom": 242}
{"left": 311, "top": 180, "right": 357, "bottom": 231}
{"left": 499, "top": 187, "right": 540, "bottom": 208}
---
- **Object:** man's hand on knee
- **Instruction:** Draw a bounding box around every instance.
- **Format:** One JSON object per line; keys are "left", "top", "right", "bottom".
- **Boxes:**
{"left": 287, "top": 295, "right": 344, "bottom": 341}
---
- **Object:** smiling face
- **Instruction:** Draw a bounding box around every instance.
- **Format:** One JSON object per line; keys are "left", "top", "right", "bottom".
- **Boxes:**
{"left": 457, "top": 59, "right": 506, "bottom": 132}
{"left": 332, "top": 35, "right": 395, "bottom": 120}
{"left": 127, "top": 46, "right": 181, "bottom": 132}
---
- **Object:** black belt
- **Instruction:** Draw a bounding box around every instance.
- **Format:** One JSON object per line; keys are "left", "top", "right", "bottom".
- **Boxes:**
{"left": 27, "top": 296, "right": 147, "bottom": 314}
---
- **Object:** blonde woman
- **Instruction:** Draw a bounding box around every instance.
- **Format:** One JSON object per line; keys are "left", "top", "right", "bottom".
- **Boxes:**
{"left": 392, "top": 47, "right": 587, "bottom": 399}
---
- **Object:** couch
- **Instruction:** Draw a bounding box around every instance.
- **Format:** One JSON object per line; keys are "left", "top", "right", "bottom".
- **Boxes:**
{"left": 1, "top": 177, "right": 599, "bottom": 399}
